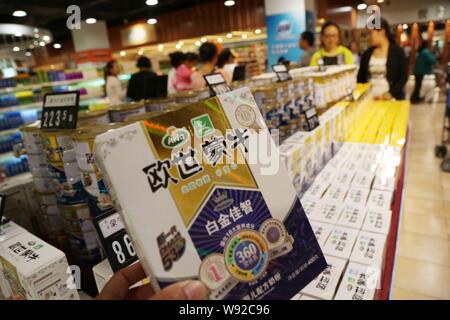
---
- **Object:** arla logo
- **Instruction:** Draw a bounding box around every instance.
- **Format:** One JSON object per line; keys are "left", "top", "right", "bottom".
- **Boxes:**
{"left": 162, "top": 126, "right": 189, "bottom": 149}
{"left": 277, "top": 20, "right": 292, "bottom": 37}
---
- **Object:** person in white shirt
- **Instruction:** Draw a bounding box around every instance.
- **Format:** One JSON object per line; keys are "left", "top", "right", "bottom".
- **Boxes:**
{"left": 105, "top": 60, "right": 126, "bottom": 105}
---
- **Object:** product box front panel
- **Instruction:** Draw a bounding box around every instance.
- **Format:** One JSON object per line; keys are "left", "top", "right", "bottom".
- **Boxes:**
{"left": 350, "top": 231, "right": 386, "bottom": 268}
{"left": 334, "top": 262, "right": 379, "bottom": 300}
{"left": 322, "top": 226, "right": 359, "bottom": 260}
{"left": 95, "top": 87, "right": 327, "bottom": 300}
{"left": 362, "top": 209, "right": 392, "bottom": 235}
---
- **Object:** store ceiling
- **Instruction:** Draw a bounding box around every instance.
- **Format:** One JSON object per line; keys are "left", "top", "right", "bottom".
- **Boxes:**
{"left": 0, "top": 0, "right": 221, "bottom": 41}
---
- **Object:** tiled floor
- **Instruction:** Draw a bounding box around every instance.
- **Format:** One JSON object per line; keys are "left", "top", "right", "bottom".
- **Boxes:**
{"left": 391, "top": 101, "right": 450, "bottom": 300}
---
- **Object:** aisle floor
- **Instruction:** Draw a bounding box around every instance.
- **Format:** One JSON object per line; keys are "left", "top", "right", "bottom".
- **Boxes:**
{"left": 391, "top": 101, "right": 450, "bottom": 300}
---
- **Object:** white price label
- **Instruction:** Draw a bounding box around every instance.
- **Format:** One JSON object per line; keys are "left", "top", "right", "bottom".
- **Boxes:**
{"left": 98, "top": 212, "right": 125, "bottom": 238}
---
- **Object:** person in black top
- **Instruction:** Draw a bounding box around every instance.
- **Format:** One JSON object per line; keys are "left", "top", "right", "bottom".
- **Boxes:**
{"left": 126, "top": 56, "right": 158, "bottom": 101}
{"left": 357, "top": 19, "right": 408, "bottom": 100}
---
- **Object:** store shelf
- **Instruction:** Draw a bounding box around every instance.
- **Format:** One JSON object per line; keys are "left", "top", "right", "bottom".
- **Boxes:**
{"left": 0, "top": 77, "right": 103, "bottom": 94}
{"left": 0, "top": 127, "right": 21, "bottom": 136}
{"left": 0, "top": 172, "right": 33, "bottom": 191}
{"left": 0, "top": 151, "right": 15, "bottom": 162}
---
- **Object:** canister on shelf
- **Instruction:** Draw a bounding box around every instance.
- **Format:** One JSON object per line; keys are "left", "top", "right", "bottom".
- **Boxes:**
{"left": 109, "top": 102, "right": 146, "bottom": 123}
{"left": 78, "top": 109, "right": 110, "bottom": 128}
{"left": 252, "top": 86, "right": 277, "bottom": 110}
{"left": 47, "top": 160, "right": 87, "bottom": 205}
{"left": 172, "top": 91, "right": 199, "bottom": 105}
{"left": 21, "top": 120, "right": 43, "bottom": 155}
{"left": 144, "top": 97, "right": 176, "bottom": 113}
{"left": 40, "top": 129, "right": 74, "bottom": 164}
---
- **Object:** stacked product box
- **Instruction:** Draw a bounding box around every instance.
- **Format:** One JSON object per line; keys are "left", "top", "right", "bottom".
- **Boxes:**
{"left": 94, "top": 87, "right": 327, "bottom": 300}
{"left": 0, "top": 230, "right": 79, "bottom": 300}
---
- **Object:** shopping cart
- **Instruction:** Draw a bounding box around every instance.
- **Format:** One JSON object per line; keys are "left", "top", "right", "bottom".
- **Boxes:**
{"left": 435, "top": 78, "right": 450, "bottom": 172}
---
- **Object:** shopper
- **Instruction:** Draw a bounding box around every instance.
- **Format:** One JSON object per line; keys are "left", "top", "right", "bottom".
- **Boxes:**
{"left": 217, "top": 48, "right": 236, "bottom": 80}
{"left": 299, "top": 31, "right": 316, "bottom": 67}
{"left": 104, "top": 60, "right": 126, "bottom": 105}
{"left": 173, "top": 52, "right": 199, "bottom": 92}
{"left": 96, "top": 262, "right": 207, "bottom": 300}
{"left": 167, "top": 51, "right": 184, "bottom": 95}
{"left": 411, "top": 41, "right": 437, "bottom": 104}
{"left": 191, "top": 42, "right": 231, "bottom": 90}
{"left": 350, "top": 41, "right": 361, "bottom": 66}
{"left": 310, "top": 21, "right": 353, "bottom": 67}
{"left": 357, "top": 19, "right": 408, "bottom": 100}
{"left": 126, "top": 56, "right": 158, "bottom": 101}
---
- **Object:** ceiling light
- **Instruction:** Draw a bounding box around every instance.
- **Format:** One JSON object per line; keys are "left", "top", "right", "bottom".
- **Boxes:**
{"left": 25, "top": 52, "right": 31, "bottom": 57}
{"left": 377, "top": 0, "right": 384, "bottom": 3}
{"left": 138, "top": 49, "right": 144, "bottom": 55}
{"left": 29, "top": 44, "right": 34, "bottom": 49}
{"left": 158, "top": 44, "right": 164, "bottom": 51}
{"left": 12, "top": 10, "right": 27, "bottom": 17}
{"left": 86, "top": 18, "right": 97, "bottom": 24}
{"left": 201, "top": 37, "right": 207, "bottom": 43}
{"left": 217, "top": 37, "right": 223, "bottom": 43}
{"left": 357, "top": 3, "right": 367, "bottom": 10}
{"left": 147, "top": 18, "right": 157, "bottom": 25}
{"left": 146, "top": 0, "right": 158, "bottom": 5}
{"left": 255, "top": 29, "right": 262, "bottom": 34}
{"left": 53, "top": 43, "right": 62, "bottom": 49}
{"left": 178, "top": 41, "right": 184, "bottom": 46}
{"left": 175, "top": 44, "right": 182, "bottom": 49}
{"left": 224, "top": 0, "right": 235, "bottom": 7}
{"left": 13, "top": 46, "right": 20, "bottom": 52}
{"left": 195, "top": 41, "right": 201, "bottom": 46}
{"left": 43, "top": 35, "right": 51, "bottom": 42}
{"left": 120, "top": 50, "right": 126, "bottom": 56}
{"left": 242, "top": 33, "right": 248, "bottom": 39}
{"left": 403, "top": 24, "right": 408, "bottom": 30}
{"left": 33, "top": 28, "right": 39, "bottom": 33}
{"left": 39, "top": 41, "right": 46, "bottom": 47}
{"left": 34, "top": 34, "right": 40, "bottom": 38}
{"left": 14, "top": 32, "right": 22, "bottom": 37}
{"left": 226, "top": 33, "right": 233, "bottom": 39}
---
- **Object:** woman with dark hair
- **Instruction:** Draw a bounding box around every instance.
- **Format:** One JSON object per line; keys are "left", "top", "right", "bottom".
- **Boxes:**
{"left": 357, "top": 19, "right": 408, "bottom": 100}
{"left": 217, "top": 48, "right": 237, "bottom": 80}
{"left": 411, "top": 40, "right": 437, "bottom": 103}
{"left": 191, "top": 42, "right": 231, "bottom": 90}
{"left": 104, "top": 60, "right": 126, "bottom": 105}
{"left": 126, "top": 56, "right": 157, "bottom": 101}
{"left": 310, "top": 21, "right": 353, "bottom": 66}
{"left": 168, "top": 51, "right": 185, "bottom": 94}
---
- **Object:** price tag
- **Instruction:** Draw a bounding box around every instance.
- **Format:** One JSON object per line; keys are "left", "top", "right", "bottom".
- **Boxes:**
{"left": 272, "top": 64, "right": 292, "bottom": 82}
{"left": 303, "top": 106, "right": 320, "bottom": 131}
{"left": 41, "top": 91, "right": 80, "bottom": 130}
{"left": 204, "top": 73, "right": 231, "bottom": 96}
{"left": 94, "top": 209, "right": 138, "bottom": 272}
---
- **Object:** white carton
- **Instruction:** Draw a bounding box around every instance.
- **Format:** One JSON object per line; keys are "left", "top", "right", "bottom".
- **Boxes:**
{"left": 350, "top": 231, "right": 386, "bottom": 269}
{"left": 279, "top": 142, "right": 305, "bottom": 195}
{"left": 290, "top": 293, "right": 302, "bottom": 300}
{"left": 299, "top": 294, "right": 320, "bottom": 300}
{"left": 358, "top": 161, "right": 378, "bottom": 174}
{"left": 301, "top": 255, "right": 347, "bottom": 300}
{"left": 93, "top": 259, "right": 114, "bottom": 293}
{"left": 335, "top": 262, "right": 379, "bottom": 300}
{"left": 367, "top": 190, "right": 393, "bottom": 211}
{"left": 0, "top": 232, "right": 79, "bottom": 300}
{"left": 351, "top": 170, "right": 375, "bottom": 189}
{"left": 372, "top": 175, "right": 396, "bottom": 192}
{"left": 300, "top": 197, "right": 322, "bottom": 217}
{"left": 342, "top": 159, "right": 360, "bottom": 172}
{"left": 362, "top": 209, "right": 392, "bottom": 235}
{"left": 323, "top": 185, "right": 348, "bottom": 203}
{"left": 375, "top": 164, "right": 397, "bottom": 179}
{"left": 0, "top": 221, "right": 27, "bottom": 299}
{"left": 309, "top": 221, "right": 334, "bottom": 248}
{"left": 310, "top": 202, "right": 344, "bottom": 225}
{"left": 344, "top": 187, "right": 370, "bottom": 207}
{"left": 322, "top": 226, "right": 359, "bottom": 260}
{"left": 314, "top": 168, "right": 336, "bottom": 184}
{"left": 334, "top": 171, "right": 355, "bottom": 187}
{"left": 303, "top": 182, "right": 330, "bottom": 200}
{"left": 337, "top": 205, "right": 367, "bottom": 230}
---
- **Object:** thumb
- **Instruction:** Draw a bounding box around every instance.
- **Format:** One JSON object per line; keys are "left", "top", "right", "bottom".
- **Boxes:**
{"left": 150, "top": 280, "right": 208, "bottom": 300}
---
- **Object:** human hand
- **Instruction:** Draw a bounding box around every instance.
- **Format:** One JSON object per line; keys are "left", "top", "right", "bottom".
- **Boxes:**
{"left": 96, "top": 262, "right": 207, "bottom": 300}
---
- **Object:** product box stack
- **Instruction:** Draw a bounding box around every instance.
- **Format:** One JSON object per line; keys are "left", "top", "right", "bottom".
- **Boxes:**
{"left": 290, "top": 141, "right": 401, "bottom": 300}
{"left": 20, "top": 121, "right": 67, "bottom": 249}
{"left": 0, "top": 220, "right": 79, "bottom": 300}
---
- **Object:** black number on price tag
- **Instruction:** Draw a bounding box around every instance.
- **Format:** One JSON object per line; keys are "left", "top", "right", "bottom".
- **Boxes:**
{"left": 41, "top": 91, "right": 79, "bottom": 130}
{"left": 204, "top": 73, "right": 231, "bottom": 97}
{"left": 303, "top": 106, "right": 320, "bottom": 131}
{"left": 272, "top": 64, "right": 292, "bottom": 82}
{"left": 94, "top": 209, "right": 138, "bottom": 272}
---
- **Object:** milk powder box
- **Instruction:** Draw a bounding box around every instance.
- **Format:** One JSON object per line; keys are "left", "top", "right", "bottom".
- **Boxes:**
{"left": 322, "top": 226, "right": 359, "bottom": 260}
{"left": 362, "top": 209, "right": 392, "bottom": 235}
{"left": 351, "top": 170, "right": 375, "bottom": 189}
{"left": 375, "top": 164, "right": 397, "bottom": 179}
{"left": 311, "top": 126, "right": 325, "bottom": 174}
{"left": 334, "top": 171, "right": 355, "bottom": 187}
{"left": 334, "top": 262, "right": 379, "bottom": 300}
{"left": 287, "top": 132, "right": 315, "bottom": 188}
{"left": 358, "top": 161, "right": 378, "bottom": 174}
{"left": 372, "top": 175, "right": 396, "bottom": 192}
{"left": 299, "top": 294, "right": 320, "bottom": 300}
{"left": 93, "top": 259, "right": 114, "bottom": 293}
{"left": 314, "top": 167, "right": 336, "bottom": 184}
{"left": 367, "top": 190, "right": 393, "bottom": 211}
{"left": 337, "top": 204, "right": 367, "bottom": 230}
{"left": 342, "top": 159, "right": 360, "bottom": 172}
{"left": 94, "top": 87, "right": 327, "bottom": 300}
{"left": 290, "top": 293, "right": 302, "bottom": 300}
{"left": 323, "top": 185, "right": 348, "bottom": 203}
{"left": 301, "top": 255, "right": 347, "bottom": 300}
{"left": 0, "top": 232, "right": 79, "bottom": 300}
{"left": 344, "top": 187, "right": 370, "bottom": 207}
{"left": 311, "top": 202, "right": 344, "bottom": 225}
{"left": 309, "top": 221, "right": 333, "bottom": 248}
{"left": 324, "top": 156, "right": 345, "bottom": 171}
{"left": 0, "top": 221, "right": 27, "bottom": 299}
{"left": 363, "top": 150, "right": 384, "bottom": 164}
{"left": 279, "top": 142, "right": 306, "bottom": 195}
{"left": 350, "top": 231, "right": 386, "bottom": 269}
{"left": 300, "top": 197, "right": 322, "bottom": 218}
{"left": 303, "top": 181, "right": 330, "bottom": 200}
